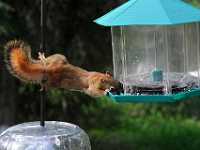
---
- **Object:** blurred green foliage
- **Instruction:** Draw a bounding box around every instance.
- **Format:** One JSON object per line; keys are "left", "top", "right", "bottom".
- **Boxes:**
{"left": 186, "top": 0, "right": 200, "bottom": 7}
{"left": 1, "top": 0, "right": 200, "bottom": 149}
{"left": 84, "top": 98, "right": 200, "bottom": 150}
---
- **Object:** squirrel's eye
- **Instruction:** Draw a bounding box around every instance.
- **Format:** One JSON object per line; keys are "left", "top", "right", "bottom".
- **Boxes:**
{"left": 101, "top": 79, "right": 106, "bottom": 83}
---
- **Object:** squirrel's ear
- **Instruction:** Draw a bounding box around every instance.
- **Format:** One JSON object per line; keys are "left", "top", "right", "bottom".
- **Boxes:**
{"left": 106, "top": 71, "right": 112, "bottom": 77}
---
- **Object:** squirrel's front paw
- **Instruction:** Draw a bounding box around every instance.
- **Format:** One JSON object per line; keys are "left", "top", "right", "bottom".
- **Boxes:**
{"left": 104, "top": 89, "right": 110, "bottom": 96}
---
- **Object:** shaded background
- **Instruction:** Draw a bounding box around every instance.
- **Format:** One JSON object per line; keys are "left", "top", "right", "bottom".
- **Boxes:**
{"left": 0, "top": 0, "right": 200, "bottom": 149}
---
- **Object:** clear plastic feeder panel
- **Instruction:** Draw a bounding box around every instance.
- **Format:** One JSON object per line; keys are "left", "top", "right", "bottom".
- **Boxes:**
{"left": 111, "top": 23, "right": 200, "bottom": 96}
{"left": 0, "top": 121, "right": 91, "bottom": 150}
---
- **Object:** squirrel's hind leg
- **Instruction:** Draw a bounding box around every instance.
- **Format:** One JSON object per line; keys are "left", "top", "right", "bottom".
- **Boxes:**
{"left": 38, "top": 52, "right": 46, "bottom": 62}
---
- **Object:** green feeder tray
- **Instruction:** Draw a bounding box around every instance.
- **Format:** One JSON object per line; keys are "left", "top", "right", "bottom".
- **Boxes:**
{"left": 107, "top": 89, "right": 200, "bottom": 103}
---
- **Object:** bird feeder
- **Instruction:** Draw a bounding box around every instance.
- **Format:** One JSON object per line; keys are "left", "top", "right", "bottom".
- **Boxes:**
{"left": 95, "top": 0, "right": 200, "bottom": 102}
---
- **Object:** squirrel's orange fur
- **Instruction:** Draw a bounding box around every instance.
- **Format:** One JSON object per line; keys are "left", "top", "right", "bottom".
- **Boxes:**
{"left": 5, "top": 40, "right": 121, "bottom": 97}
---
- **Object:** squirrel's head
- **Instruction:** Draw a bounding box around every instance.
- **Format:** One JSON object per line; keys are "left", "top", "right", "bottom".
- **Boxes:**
{"left": 90, "top": 71, "right": 123, "bottom": 92}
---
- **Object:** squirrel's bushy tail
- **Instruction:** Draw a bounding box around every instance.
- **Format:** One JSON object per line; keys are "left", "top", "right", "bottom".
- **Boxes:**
{"left": 4, "top": 40, "right": 45, "bottom": 83}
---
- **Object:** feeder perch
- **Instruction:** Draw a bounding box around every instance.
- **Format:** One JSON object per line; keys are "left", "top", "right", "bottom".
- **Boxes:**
{"left": 0, "top": 121, "right": 91, "bottom": 150}
{"left": 95, "top": 0, "right": 200, "bottom": 102}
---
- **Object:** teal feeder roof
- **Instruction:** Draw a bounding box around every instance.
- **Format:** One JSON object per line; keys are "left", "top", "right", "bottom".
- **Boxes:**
{"left": 94, "top": 0, "right": 200, "bottom": 26}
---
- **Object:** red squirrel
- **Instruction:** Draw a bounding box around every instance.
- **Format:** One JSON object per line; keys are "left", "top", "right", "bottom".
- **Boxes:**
{"left": 4, "top": 40, "right": 122, "bottom": 97}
